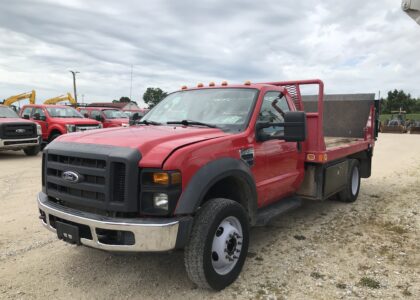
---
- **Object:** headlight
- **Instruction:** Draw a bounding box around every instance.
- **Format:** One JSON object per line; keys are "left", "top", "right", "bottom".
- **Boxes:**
{"left": 140, "top": 170, "right": 182, "bottom": 215}
{"left": 153, "top": 193, "right": 169, "bottom": 210}
{"left": 36, "top": 124, "right": 42, "bottom": 135}
{"left": 65, "top": 124, "right": 76, "bottom": 132}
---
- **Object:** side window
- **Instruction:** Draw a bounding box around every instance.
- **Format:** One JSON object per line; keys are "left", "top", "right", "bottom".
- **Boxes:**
{"left": 22, "top": 107, "right": 33, "bottom": 118}
{"left": 90, "top": 110, "right": 101, "bottom": 120}
{"left": 79, "top": 109, "right": 89, "bottom": 117}
{"left": 33, "top": 108, "right": 46, "bottom": 118}
{"left": 258, "top": 91, "right": 290, "bottom": 137}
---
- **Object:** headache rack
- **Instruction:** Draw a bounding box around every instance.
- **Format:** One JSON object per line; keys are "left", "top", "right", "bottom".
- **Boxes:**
{"left": 260, "top": 79, "right": 379, "bottom": 163}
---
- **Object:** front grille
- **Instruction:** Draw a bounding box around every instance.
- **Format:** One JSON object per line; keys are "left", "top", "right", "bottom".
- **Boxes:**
{"left": 1, "top": 123, "right": 36, "bottom": 139}
{"left": 112, "top": 162, "right": 126, "bottom": 202}
{"left": 76, "top": 124, "right": 100, "bottom": 132}
{"left": 46, "top": 154, "right": 107, "bottom": 203}
{"left": 43, "top": 143, "right": 141, "bottom": 213}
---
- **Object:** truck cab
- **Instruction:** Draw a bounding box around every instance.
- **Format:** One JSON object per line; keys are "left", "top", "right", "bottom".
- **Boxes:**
{"left": 37, "top": 80, "right": 379, "bottom": 290}
{"left": 20, "top": 104, "right": 102, "bottom": 143}
{"left": 78, "top": 107, "right": 130, "bottom": 128}
{"left": 0, "top": 104, "right": 42, "bottom": 156}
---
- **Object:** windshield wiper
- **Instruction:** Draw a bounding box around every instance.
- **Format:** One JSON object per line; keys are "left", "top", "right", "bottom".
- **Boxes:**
{"left": 166, "top": 120, "right": 218, "bottom": 128}
{"left": 138, "top": 120, "right": 162, "bottom": 125}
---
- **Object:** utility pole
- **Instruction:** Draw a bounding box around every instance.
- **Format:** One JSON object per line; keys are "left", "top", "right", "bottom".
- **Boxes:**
{"left": 129, "top": 65, "right": 133, "bottom": 100}
{"left": 69, "top": 70, "right": 80, "bottom": 102}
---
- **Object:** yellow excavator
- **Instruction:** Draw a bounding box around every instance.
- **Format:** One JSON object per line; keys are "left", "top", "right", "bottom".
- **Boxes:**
{"left": 43, "top": 93, "right": 77, "bottom": 107}
{"left": 2, "top": 90, "right": 36, "bottom": 111}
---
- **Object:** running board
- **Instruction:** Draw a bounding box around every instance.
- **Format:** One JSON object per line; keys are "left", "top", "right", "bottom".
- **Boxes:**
{"left": 255, "top": 197, "right": 302, "bottom": 226}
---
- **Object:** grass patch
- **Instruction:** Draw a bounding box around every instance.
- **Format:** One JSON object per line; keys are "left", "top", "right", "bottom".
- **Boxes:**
{"left": 310, "top": 271, "right": 325, "bottom": 280}
{"left": 380, "top": 114, "right": 420, "bottom": 122}
{"left": 359, "top": 277, "right": 380, "bottom": 289}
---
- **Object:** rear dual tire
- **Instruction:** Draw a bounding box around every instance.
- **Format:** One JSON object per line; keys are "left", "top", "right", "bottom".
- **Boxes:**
{"left": 337, "top": 159, "right": 360, "bottom": 202}
{"left": 184, "top": 198, "right": 249, "bottom": 290}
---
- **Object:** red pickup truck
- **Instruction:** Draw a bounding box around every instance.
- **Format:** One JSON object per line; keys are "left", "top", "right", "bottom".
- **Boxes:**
{"left": 37, "top": 79, "right": 379, "bottom": 290}
{"left": 78, "top": 107, "right": 130, "bottom": 128}
{"left": 20, "top": 104, "right": 102, "bottom": 143}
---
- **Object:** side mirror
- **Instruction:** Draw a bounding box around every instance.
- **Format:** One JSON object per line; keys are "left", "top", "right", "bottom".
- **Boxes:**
{"left": 132, "top": 112, "right": 140, "bottom": 120}
{"left": 95, "top": 115, "right": 103, "bottom": 122}
{"left": 255, "top": 111, "right": 307, "bottom": 142}
{"left": 84, "top": 113, "right": 89, "bottom": 118}
{"left": 33, "top": 113, "right": 40, "bottom": 120}
{"left": 284, "top": 111, "right": 307, "bottom": 142}
{"left": 23, "top": 115, "right": 30, "bottom": 120}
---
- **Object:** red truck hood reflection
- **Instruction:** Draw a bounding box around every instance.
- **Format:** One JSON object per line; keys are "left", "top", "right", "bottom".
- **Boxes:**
{"left": 0, "top": 118, "right": 34, "bottom": 123}
{"left": 56, "top": 125, "right": 228, "bottom": 167}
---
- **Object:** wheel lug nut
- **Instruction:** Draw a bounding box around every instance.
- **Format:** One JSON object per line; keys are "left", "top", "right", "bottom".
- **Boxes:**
{"left": 233, "top": 255, "right": 238, "bottom": 259}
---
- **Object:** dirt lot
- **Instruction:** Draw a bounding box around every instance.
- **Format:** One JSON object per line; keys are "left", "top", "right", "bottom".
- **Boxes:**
{"left": 0, "top": 134, "right": 419, "bottom": 299}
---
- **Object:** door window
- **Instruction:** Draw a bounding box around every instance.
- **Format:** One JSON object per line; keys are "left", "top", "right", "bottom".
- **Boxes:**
{"left": 21, "top": 107, "right": 33, "bottom": 118}
{"left": 258, "top": 91, "right": 290, "bottom": 138}
{"left": 32, "top": 108, "right": 46, "bottom": 118}
{"left": 90, "top": 110, "right": 101, "bottom": 120}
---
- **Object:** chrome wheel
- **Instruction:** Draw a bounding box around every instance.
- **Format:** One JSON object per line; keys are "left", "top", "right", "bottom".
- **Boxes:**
{"left": 211, "top": 216, "right": 243, "bottom": 275}
{"left": 351, "top": 166, "right": 359, "bottom": 196}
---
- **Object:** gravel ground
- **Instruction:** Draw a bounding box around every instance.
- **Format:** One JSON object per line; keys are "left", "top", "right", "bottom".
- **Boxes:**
{"left": 0, "top": 133, "right": 419, "bottom": 299}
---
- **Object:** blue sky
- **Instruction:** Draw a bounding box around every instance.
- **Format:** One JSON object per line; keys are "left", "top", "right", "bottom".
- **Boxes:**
{"left": 0, "top": 0, "right": 419, "bottom": 107}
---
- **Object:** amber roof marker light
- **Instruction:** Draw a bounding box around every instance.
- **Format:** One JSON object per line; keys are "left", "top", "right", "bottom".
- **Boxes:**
{"left": 244, "top": 80, "right": 251, "bottom": 85}
{"left": 197, "top": 83, "right": 204, "bottom": 88}
{"left": 209, "top": 82, "right": 215, "bottom": 87}
{"left": 181, "top": 85, "right": 188, "bottom": 90}
{"left": 221, "top": 81, "right": 228, "bottom": 86}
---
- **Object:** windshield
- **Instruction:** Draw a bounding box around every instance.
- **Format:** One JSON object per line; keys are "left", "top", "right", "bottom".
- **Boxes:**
{"left": 142, "top": 88, "right": 258, "bottom": 132}
{"left": 103, "top": 109, "right": 128, "bottom": 119}
{"left": 0, "top": 106, "right": 19, "bottom": 118}
{"left": 46, "top": 107, "right": 83, "bottom": 118}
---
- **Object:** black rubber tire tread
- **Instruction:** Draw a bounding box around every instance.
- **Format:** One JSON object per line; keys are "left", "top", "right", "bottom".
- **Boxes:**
{"left": 23, "top": 145, "right": 40, "bottom": 156}
{"left": 184, "top": 198, "right": 249, "bottom": 290}
{"left": 338, "top": 159, "right": 360, "bottom": 203}
{"left": 48, "top": 133, "right": 60, "bottom": 143}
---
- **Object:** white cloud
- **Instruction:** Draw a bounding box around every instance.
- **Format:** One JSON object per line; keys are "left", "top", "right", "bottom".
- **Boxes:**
{"left": 0, "top": 0, "right": 419, "bottom": 107}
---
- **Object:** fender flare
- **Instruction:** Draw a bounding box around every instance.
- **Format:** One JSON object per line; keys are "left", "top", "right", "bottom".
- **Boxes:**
{"left": 174, "top": 157, "right": 258, "bottom": 224}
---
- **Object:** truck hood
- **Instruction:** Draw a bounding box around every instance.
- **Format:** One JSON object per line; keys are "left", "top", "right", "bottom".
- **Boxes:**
{"left": 0, "top": 117, "right": 35, "bottom": 124}
{"left": 54, "top": 125, "right": 229, "bottom": 167}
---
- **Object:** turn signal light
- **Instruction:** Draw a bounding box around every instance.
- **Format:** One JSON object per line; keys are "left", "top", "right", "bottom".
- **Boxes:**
{"left": 153, "top": 172, "right": 169, "bottom": 185}
{"left": 221, "top": 81, "right": 228, "bottom": 86}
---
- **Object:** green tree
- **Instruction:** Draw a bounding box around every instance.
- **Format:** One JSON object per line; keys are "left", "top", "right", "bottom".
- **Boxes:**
{"left": 383, "top": 90, "right": 416, "bottom": 113}
{"left": 119, "top": 96, "right": 131, "bottom": 103}
{"left": 143, "top": 87, "right": 168, "bottom": 109}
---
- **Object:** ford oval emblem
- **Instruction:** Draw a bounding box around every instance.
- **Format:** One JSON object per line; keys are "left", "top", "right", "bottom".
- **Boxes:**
{"left": 16, "top": 128, "right": 26, "bottom": 133}
{"left": 62, "top": 171, "right": 81, "bottom": 183}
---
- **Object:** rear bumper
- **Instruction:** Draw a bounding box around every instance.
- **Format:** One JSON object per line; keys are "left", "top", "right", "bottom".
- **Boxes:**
{"left": 0, "top": 136, "right": 40, "bottom": 150}
{"left": 37, "top": 192, "right": 191, "bottom": 252}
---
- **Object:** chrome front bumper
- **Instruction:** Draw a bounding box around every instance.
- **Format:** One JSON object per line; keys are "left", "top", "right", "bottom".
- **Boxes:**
{"left": 37, "top": 192, "right": 181, "bottom": 252}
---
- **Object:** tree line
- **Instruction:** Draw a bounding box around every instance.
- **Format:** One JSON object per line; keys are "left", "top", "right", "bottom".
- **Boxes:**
{"left": 381, "top": 89, "right": 420, "bottom": 114}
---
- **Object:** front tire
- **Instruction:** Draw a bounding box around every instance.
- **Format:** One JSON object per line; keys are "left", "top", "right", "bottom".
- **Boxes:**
{"left": 338, "top": 159, "right": 360, "bottom": 202}
{"left": 23, "top": 145, "right": 40, "bottom": 156}
{"left": 184, "top": 198, "right": 249, "bottom": 290}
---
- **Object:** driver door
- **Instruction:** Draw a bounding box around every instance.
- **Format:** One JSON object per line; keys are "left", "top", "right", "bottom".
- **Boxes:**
{"left": 31, "top": 107, "right": 48, "bottom": 140}
{"left": 254, "top": 91, "right": 302, "bottom": 206}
